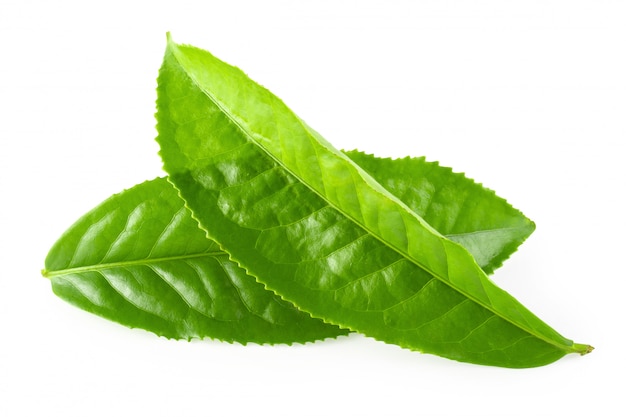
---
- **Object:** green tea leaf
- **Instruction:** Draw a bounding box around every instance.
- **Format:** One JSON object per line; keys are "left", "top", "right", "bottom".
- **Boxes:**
{"left": 43, "top": 178, "right": 347, "bottom": 343}
{"left": 43, "top": 148, "right": 530, "bottom": 343}
{"left": 156, "top": 35, "right": 591, "bottom": 367}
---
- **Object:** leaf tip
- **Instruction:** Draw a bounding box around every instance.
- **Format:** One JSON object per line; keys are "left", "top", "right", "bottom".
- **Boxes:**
{"left": 573, "top": 343, "right": 594, "bottom": 355}
{"left": 165, "top": 32, "right": 178, "bottom": 52}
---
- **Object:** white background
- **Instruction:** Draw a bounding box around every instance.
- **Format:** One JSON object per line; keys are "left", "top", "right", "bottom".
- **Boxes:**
{"left": 1, "top": 1, "right": 624, "bottom": 416}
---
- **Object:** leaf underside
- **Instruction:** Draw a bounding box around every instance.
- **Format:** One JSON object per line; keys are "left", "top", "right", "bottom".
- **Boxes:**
{"left": 43, "top": 147, "right": 532, "bottom": 344}
{"left": 156, "top": 36, "right": 590, "bottom": 367}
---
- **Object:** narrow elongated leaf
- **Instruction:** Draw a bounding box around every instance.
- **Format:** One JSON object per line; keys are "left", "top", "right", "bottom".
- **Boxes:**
{"left": 43, "top": 148, "right": 530, "bottom": 343}
{"left": 43, "top": 178, "right": 347, "bottom": 343}
{"left": 157, "top": 36, "right": 591, "bottom": 367}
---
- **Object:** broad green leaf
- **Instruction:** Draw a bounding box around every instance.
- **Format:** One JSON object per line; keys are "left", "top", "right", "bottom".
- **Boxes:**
{"left": 43, "top": 178, "right": 348, "bottom": 344}
{"left": 156, "top": 36, "right": 591, "bottom": 367}
{"left": 43, "top": 149, "right": 530, "bottom": 343}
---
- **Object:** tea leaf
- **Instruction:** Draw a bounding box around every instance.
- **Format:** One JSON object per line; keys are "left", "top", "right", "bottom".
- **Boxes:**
{"left": 156, "top": 36, "right": 591, "bottom": 367}
{"left": 43, "top": 178, "right": 346, "bottom": 343}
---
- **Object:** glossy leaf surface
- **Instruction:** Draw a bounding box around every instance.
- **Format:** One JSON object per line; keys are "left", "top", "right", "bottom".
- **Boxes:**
{"left": 157, "top": 36, "right": 591, "bottom": 367}
{"left": 43, "top": 178, "right": 347, "bottom": 343}
{"left": 43, "top": 149, "right": 531, "bottom": 343}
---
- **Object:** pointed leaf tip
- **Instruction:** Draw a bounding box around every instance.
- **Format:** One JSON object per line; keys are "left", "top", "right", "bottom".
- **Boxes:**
{"left": 165, "top": 32, "right": 177, "bottom": 51}
{"left": 574, "top": 344, "right": 594, "bottom": 355}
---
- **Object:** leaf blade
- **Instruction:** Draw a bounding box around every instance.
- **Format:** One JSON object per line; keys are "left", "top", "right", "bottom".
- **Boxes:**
{"left": 157, "top": 37, "right": 590, "bottom": 367}
{"left": 44, "top": 178, "right": 348, "bottom": 344}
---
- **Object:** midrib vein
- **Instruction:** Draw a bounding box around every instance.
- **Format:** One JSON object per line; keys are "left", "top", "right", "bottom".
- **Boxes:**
{"left": 43, "top": 251, "right": 224, "bottom": 278}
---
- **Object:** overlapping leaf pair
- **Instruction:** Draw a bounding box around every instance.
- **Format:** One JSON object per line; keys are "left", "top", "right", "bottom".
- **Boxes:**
{"left": 42, "top": 35, "right": 591, "bottom": 367}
